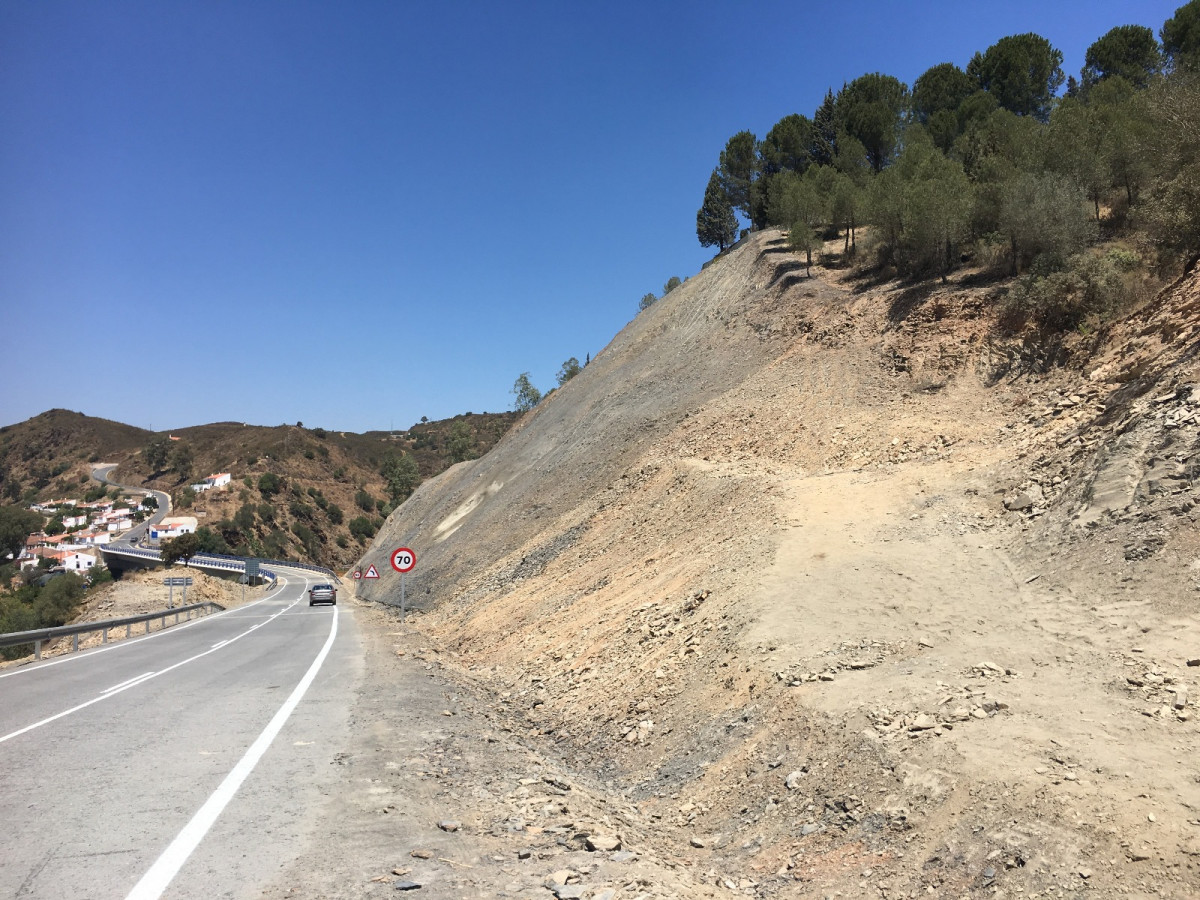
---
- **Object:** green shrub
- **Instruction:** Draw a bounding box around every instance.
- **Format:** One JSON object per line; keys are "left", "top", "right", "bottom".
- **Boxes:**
{"left": 1004, "top": 250, "right": 1135, "bottom": 331}
{"left": 349, "top": 516, "right": 375, "bottom": 540}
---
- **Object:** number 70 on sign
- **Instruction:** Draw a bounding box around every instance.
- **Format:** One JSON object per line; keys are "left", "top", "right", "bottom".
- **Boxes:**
{"left": 390, "top": 547, "right": 416, "bottom": 573}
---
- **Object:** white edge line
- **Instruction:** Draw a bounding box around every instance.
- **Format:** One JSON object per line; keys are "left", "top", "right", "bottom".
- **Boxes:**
{"left": 0, "top": 575, "right": 291, "bottom": 681}
{"left": 126, "top": 606, "right": 340, "bottom": 900}
{"left": 0, "top": 592, "right": 306, "bottom": 745}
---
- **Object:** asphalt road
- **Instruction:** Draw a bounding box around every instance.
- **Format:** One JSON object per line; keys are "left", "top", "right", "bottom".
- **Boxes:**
{"left": 91, "top": 465, "right": 170, "bottom": 547}
{"left": 0, "top": 570, "right": 361, "bottom": 899}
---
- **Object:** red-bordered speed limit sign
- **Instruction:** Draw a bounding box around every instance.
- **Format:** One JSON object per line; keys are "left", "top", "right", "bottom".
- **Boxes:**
{"left": 390, "top": 546, "right": 417, "bottom": 573}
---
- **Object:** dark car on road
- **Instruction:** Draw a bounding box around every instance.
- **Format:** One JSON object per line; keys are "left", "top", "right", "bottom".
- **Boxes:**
{"left": 308, "top": 583, "right": 337, "bottom": 606}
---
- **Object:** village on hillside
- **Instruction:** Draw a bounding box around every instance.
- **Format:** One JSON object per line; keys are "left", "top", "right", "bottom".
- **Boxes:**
{"left": 12, "top": 473, "right": 231, "bottom": 578}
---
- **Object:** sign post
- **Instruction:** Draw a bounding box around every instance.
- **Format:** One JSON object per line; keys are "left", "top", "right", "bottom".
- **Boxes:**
{"left": 163, "top": 576, "right": 194, "bottom": 609}
{"left": 244, "top": 560, "right": 260, "bottom": 604}
{"left": 390, "top": 547, "right": 417, "bottom": 621}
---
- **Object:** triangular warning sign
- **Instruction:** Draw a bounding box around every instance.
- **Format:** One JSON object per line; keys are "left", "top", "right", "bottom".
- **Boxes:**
{"left": 363, "top": 564, "right": 380, "bottom": 579}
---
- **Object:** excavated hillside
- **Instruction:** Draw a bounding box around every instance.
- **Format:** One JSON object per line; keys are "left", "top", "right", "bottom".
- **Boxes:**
{"left": 356, "top": 229, "right": 1200, "bottom": 898}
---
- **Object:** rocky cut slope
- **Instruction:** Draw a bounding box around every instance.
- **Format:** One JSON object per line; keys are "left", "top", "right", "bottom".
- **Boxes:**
{"left": 357, "top": 231, "right": 1200, "bottom": 899}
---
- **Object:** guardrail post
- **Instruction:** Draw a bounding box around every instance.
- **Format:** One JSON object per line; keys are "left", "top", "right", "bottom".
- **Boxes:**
{"left": 34, "top": 640, "right": 41, "bottom": 660}
{"left": 72, "top": 634, "right": 78, "bottom": 653}
{"left": 102, "top": 628, "right": 108, "bottom": 644}
{"left": 126, "top": 623, "right": 131, "bottom": 638}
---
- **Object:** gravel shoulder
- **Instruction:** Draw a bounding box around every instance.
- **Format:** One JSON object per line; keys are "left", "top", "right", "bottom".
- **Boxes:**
{"left": 263, "top": 599, "right": 716, "bottom": 899}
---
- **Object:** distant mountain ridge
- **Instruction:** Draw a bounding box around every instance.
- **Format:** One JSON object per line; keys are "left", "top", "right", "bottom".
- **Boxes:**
{"left": 0, "top": 409, "right": 517, "bottom": 568}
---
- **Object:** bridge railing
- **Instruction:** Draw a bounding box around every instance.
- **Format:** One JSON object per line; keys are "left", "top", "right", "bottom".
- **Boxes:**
{"left": 0, "top": 602, "right": 225, "bottom": 661}
{"left": 100, "top": 544, "right": 340, "bottom": 585}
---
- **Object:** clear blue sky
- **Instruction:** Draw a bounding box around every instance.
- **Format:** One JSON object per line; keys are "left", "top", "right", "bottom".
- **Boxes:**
{"left": 0, "top": 0, "right": 1184, "bottom": 433}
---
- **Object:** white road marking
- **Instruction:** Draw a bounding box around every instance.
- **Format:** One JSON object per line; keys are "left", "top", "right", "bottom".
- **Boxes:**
{"left": 126, "top": 606, "right": 340, "bottom": 900}
{"left": 0, "top": 577, "right": 291, "bottom": 681}
{"left": 0, "top": 594, "right": 306, "bottom": 745}
{"left": 100, "top": 672, "right": 156, "bottom": 695}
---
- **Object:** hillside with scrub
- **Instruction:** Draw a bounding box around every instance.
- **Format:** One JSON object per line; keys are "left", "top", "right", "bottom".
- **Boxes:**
{"left": 0, "top": 410, "right": 516, "bottom": 571}
{"left": 347, "top": 5, "right": 1200, "bottom": 897}
{"left": 693, "top": 7, "right": 1200, "bottom": 342}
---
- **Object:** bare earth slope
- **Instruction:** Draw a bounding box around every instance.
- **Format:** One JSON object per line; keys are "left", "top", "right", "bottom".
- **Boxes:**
{"left": 357, "top": 230, "right": 1200, "bottom": 898}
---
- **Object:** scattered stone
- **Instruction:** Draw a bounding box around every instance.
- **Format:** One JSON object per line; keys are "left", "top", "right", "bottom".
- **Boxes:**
{"left": 1079, "top": 868, "right": 1092, "bottom": 879}
{"left": 1004, "top": 492, "right": 1033, "bottom": 511}
{"left": 586, "top": 834, "right": 621, "bottom": 852}
{"left": 909, "top": 714, "right": 938, "bottom": 731}
{"left": 785, "top": 770, "right": 805, "bottom": 789}
{"left": 1175, "top": 687, "right": 1188, "bottom": 710}
{"left": 1187, "top": 658, "right": 1200, "bottom": 667}
{"left": 594, "top": 891, "right": 616, "bottom": 900}
{"left": 983, "top": 867, "right": 996, "bottom": 879}
{"left": 544, "top": 776, "right": 572, "bottom": 791}
{"left": 440, "top": 710, "right": 453, "bottom": 716}
{"left": 553, "top": 888, "right": 585, "bottom": 900}
{"left": 393, "top": 881, "right": 422, "bottom": 891}
{"left": 690, "top": 837, "right": 706, "bottom": 848}
{"left": 1129, "top": 848, "right": 1152, "bottom": 862}
{"left": 517, "top": 849, "right": 532, "bottom": 860}
{"left": 437, "top": 820, "right": 461, "bottom": 832}
{"left": 801, "top": 824, "right": 821, "bottom": 836}
{"left": 410, "top": 849, "right": 434, "bottom": 859}
{"left": 546, "top": 870, "right": 576, "bottom": 887}
{"left": 610, "top": 850, "right": 636, "bottom": 863}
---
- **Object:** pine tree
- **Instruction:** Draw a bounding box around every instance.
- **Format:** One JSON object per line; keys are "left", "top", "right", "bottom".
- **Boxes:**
{"left": 696, "top": 170, "right": 738, "bottom": 251}
{"left": 811, "top": 89, "right": 838, "bottom": 166}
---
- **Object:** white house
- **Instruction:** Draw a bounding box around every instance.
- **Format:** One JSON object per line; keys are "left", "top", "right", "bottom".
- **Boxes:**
{"left": 191, "top": 472, "right": 232, "bottom": 492}
{"left": 150, "top": 517, "right": 198, "bottom": 540}
{"left": 55, "top": 551, "right": 97, "bottom": 571}
{"left": 63, "top": 515, "right": 88, "bottom": 529}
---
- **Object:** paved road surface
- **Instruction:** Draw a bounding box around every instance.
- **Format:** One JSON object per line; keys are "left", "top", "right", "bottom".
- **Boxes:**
{"left": 0, "top": 570, "right": 361, "bottom": 898}
{"left": 91, "top": 465, "right": 170, "bottom": 547}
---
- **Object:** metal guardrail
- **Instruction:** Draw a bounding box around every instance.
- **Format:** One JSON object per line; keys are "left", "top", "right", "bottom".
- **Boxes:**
{"left": 0, "top": 601, "right": 225, "bottom": 661}
{"left": 100, "top": 544, "right": 341, "bottom": 585}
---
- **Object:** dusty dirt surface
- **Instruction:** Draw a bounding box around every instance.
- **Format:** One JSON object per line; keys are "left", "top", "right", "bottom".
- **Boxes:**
{"left": 264, "top": 600, "right": 723, "bottom": 899}
{"left": 306, "top": 230, "right": 1197, "bottom": 897}
{"left": 1, "top": 567, "right": 264, "bottom": 666}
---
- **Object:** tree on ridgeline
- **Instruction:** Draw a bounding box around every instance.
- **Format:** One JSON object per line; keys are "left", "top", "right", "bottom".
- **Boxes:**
{"left": 912, "top": 62, "right": 976, "bottom": 152}
{"left": 967, "top": 33, "right": 1064, "bottom": 121}
{"left": 835, "top": 73, "right": 908, "bottom": 172}
{"left": 1162, "top": 0, "right": 1200, "bottom": 72}
{"left": 555, "top": 358, "right": 582, "bottom": 386}
{"left": 810, "top": 89, "right": 838, "bottom": 166}
{"left": 1083, "top": 25, "right": 1161, "bottom": 88}
{"left": 696, "top": 170, "right": 738, "bottom": 252}
{"left": 717, "top": 131, "right": 759, "bottom": 225}
{"left": 511, "top": 372, "right": 542, "bottom": 413}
